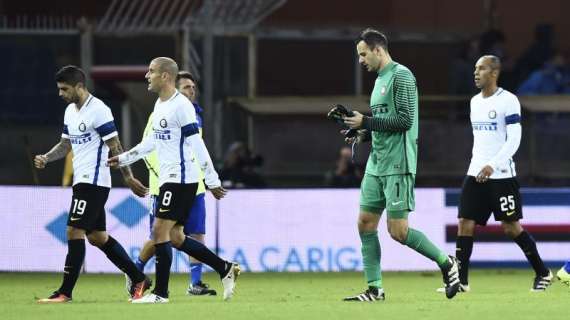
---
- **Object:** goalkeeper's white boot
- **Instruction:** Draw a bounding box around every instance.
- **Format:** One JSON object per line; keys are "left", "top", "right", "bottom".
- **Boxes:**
{"left": 440, "top": 256, "right": 461, "bottom": 299}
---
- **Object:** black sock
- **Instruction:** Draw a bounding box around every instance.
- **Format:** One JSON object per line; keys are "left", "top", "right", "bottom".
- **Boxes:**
{"left": 100, "top": 236, "right": 145, "bottom": 283}
{"left": 58, "top": 239, "right": 86, "bottom": 297}
{"left": 153, "top": 242, "right": 172, "bottom": 298}
{"left": 513, "top": 231, "right": 549, "bottom": 277}
{"left": 456, "top": 236, "right": 474, "bottom": 285}
{"left": 176, "top": 237, "right": 227, "bottom": 275}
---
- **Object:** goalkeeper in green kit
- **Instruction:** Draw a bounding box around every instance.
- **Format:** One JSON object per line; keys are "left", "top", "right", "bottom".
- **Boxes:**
{"left": 335, "top": 28, "right": 460, "bottom": 301}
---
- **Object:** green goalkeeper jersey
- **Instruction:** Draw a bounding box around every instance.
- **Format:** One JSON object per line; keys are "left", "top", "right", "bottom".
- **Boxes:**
{"left": 363, "top": 61, "right": 418, "bottom": 177}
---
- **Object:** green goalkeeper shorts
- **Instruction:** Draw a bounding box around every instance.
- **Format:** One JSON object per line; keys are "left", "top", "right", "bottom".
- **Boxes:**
{"left": 359, "top": 173, "right": 416, "bottom": 218}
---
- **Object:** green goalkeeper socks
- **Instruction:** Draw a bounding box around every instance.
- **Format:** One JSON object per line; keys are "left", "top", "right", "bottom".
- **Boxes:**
{"left": 404, "top": 228, "right": 449, "bottom": 268}
{"left": 360, "top": 231, "right": 382, "bottom": 288}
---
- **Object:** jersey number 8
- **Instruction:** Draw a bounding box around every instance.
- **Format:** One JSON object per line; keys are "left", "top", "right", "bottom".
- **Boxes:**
{"left": 162, "top": 191, "right": 173, "bottom": 206}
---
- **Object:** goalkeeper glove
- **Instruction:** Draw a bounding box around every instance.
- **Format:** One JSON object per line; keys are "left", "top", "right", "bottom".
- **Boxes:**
{"left": 327, "top": 104, "right": 357, "bottom": 137}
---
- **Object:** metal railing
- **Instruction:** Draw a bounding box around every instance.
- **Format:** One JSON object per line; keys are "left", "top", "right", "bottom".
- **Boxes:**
{"left": 0, "top": 15, "right": 78, "bottom": 34}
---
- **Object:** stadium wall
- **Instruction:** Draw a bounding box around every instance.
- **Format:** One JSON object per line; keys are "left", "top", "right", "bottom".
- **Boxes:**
{"left": 1, "top": 186, "right": 568, "bottom": 273}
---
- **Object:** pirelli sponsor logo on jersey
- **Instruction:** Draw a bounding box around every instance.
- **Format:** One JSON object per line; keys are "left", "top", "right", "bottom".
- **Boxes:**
{"left": 472, "top": 121, "right": 497, "bottom": 131}
{"left": 69, "top": 133, "right": 92, "bottom": 144}
{"left": 153, "top": 129, "right": 172, "bottom": 140}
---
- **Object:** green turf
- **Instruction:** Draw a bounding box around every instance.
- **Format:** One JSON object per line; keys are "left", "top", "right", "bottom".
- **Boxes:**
{"left": 1, "top": 270, "right": 567, "bottom": 320}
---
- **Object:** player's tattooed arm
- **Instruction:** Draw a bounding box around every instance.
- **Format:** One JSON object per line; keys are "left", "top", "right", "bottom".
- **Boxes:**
{"left": 34, "top": 138, "right": 72, "bottom": 168}
{"left": 105, "top": 136, "right": 148, "bottom": 197}
{"left": 105, "top": 136, "right": 134, "bottom": 179}
{"left": 46, "top": 137, "right": 72, "bottom": 161}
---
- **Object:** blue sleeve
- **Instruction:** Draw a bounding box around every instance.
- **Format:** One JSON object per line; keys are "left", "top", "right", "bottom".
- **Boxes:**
{"left": 181, "top": 123, "right": 200, "bottom": 137}
{"left": 95, "top": 121, "right": 117, "bottom": 137}
{"left": 505, "top": 114, "right": 521, "bottom": 125}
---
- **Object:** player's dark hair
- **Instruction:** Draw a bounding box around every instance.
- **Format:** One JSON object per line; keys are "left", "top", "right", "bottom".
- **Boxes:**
{"left": 358, "top": 28, "right": 389, "bottom": 51}
{"left": 177, "top": 71, "right": 197, "bottom": 84}
{"left": 55, "top": 65, "right": 86, "bottom": 86}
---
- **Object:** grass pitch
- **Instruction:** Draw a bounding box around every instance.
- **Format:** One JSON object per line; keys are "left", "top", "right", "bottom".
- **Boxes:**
{"left": 1, "top": 270, "right": 567, "bottom": 320}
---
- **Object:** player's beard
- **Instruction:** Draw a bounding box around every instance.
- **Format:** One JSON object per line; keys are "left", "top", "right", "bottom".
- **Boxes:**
{"left": 62, "top": 95, "right": 73, "bottom": 104}
{"left": 71, "top": 92, "right": 80, "bottom": 104}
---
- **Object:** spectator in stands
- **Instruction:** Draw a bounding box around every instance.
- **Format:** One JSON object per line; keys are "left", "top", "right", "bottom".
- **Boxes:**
{"left": 517, "top": 51, "right": 570, "bottom": 95}
{"left": 479, "top": 29, "right": 506, "bottom": 59}
{"left": 220, "top": 141, "right": 266, "bottom": 188}
{"left": 324, "top": 146, "right": 363, "bottom": 188}
{"left": 514, "top": 24, "right": 556, "bottom": 85}
{"left": 449, "top": 37, "right": 480, "bottom": 95}
{"left": 479, "top": 29, "right": 516, "bottom": 90}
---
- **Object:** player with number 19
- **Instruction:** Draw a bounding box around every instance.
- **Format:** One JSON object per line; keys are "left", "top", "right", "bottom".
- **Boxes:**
{"left": 36, "top": 65, "right": 151, "bottom": 303}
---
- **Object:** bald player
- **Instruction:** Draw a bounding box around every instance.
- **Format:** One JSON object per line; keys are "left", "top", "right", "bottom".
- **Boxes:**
{"left": 129, "top": 70, "right": 216, "bottom": 296}
{"left": 437, "top": 55, "right": 552, "bottom": 293}
{"left": 109, "top": 57, "right": 240, "bottom": 303}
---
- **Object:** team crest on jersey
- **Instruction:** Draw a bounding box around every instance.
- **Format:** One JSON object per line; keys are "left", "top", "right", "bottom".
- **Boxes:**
{"left": 78, "top": 122, "right": 86, "bottom": 132}
{"left": 381, "top": 86, "right": 387, "bottom": 95}
{"left": 488, "top": 110, "right": 497, "bottom": 119}
{"left": 160, "top": 119, "right": 168, "bottom": 128}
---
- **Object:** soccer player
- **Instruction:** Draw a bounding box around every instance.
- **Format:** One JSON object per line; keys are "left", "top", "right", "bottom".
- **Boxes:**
{"left": 438, "top": 55, "right": 552, "bottom": 293}
{"left": 36, "top": 65, "right": 151, "bottom": 303}
{"left": 130, "top": 71, "right": 216, "bottom": 296}
{"left": 108, "top": 57, "right": 239, "bottom": 303}
{"left": 340, "top": 28, "right": 460, "bottom": 302}
{"left": 558, "top": 260, "right": 570, "bottom": 286}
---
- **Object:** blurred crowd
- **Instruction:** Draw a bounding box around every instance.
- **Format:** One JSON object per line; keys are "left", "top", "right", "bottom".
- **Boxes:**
{"left": 449, "top": 24, "right": 570, "bottom": 95}
{"left": 219, "top": 141, "right": 266, "bottom": 189}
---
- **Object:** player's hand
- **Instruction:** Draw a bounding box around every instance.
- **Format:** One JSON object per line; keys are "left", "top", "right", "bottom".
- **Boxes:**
{"left": 125, "top": 176, "right": 148, "bottom": 197}
{"left": 107, "top": 155, "right": 120, "bottom": 168}
{"left": 476, "top": 165, "right": 494, "bottom": 183}
{"left": 343, "top": 111, "right": 364, "bottom": 129}
{"left": 209, "top": 186, "right": 227, "bottom": 200}
{"left": 34, "top": 154, "right": 48, "bottom": 169}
